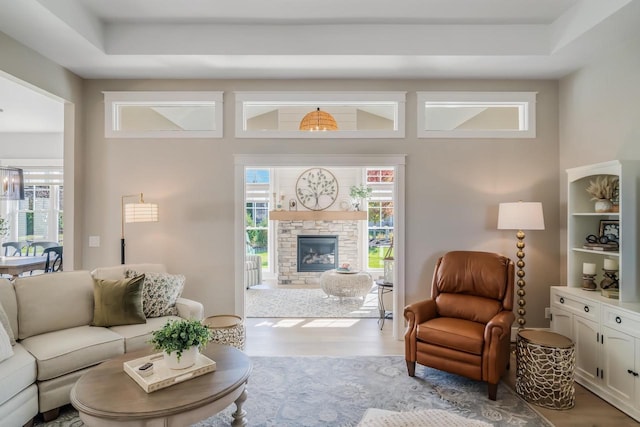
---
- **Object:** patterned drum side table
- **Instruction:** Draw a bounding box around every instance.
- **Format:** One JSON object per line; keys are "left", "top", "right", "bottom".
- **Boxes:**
{"left": 516, "top": 329, "right": 575, "bottom": 409}
{"left": 203, "top": 315, "right": 245, "bottom": 351}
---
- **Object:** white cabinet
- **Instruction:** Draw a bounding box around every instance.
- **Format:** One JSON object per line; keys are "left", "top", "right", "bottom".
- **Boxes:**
{"left": 550, "top": 287, "right": 640, "bottom": 420}
{"left": 554, "top": 160, "right": 640, "bottom": 420}
{"left": 601, "top": 326, "right": 636, "bottom": 406}
{"left": 550, "top": 288, "right": 600, "bottom": 386}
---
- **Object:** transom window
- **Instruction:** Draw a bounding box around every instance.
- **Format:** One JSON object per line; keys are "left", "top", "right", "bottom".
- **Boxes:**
{"left": 104, "top": 91, "right": 223, "bottom": 138}
{"left": 417, "top": 92, "right": 536, "bottom": 139}
{"left": 235, "top": 92, "right": 406, "bottom": 138}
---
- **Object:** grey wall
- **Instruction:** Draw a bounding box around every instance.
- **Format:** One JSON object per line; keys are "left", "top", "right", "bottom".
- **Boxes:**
{"left": 559, "top": 34, "right": 640, "bottom": 283}
{"left": 81, "top": 79, "right": 560, "bottom": 326}
{"left": 0, "top": 32, "right": 83, "bottom": 269}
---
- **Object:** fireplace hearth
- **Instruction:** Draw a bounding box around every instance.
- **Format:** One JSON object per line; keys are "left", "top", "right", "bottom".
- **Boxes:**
{"left": 297, "top": 235, "right": 338, "bottom": 272}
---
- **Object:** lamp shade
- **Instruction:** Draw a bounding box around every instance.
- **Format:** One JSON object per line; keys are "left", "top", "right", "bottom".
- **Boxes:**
{"left": 299, "top": 108, "right": 339, "bottom": 131}
{"left": 497, "top": 202, "right": 545, "bottom": 230}
{"left": 125, "top": 203, "right": 159, "bottom": 223}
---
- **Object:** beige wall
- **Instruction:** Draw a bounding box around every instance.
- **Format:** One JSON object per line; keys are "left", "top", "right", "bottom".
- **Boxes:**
{"left": 559, "top": 35, "right": 640, "bottom": 283}
{"left": 82, "top": 79, "right": 560, "bottom": 326}
{"left": 0, "top": 32, "right": 84, "bottom": 269}
{"left": 0, "top": 31, "right": 561, "bottom": 327}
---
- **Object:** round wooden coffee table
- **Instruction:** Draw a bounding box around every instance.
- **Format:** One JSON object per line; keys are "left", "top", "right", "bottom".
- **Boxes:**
{"left": 70, "top": 343, "right": 252, "bottom": 426}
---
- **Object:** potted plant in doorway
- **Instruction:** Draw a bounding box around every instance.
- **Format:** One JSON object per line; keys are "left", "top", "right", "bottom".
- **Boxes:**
{"left": 150, "top": 319, "right": 213, "bottom": 369}
{"left": 349, "top": 185, "right": 373, "bottom": 211}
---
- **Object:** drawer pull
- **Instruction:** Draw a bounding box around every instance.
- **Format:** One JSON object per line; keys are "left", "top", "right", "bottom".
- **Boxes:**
{"left": 584, "top": 306, "right": 590, "bottom": 313}
{"left": 628, "top": 369, "right": 634, "bottom": 375}
{"left": 616, "top": 316, "right": 622, "bottom": 324}
{"left": 559, "top": 297, "right": 565, "bottom": 304}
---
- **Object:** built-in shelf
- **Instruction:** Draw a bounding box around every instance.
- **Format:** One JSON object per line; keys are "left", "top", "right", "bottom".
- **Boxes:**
{"left": 269, "top": 210, "right": 367, "bottom": 221}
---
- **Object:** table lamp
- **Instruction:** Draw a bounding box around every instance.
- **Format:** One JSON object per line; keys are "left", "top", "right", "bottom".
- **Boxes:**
{"left": 498, "top": 201, "right": 545, "bottom": 329}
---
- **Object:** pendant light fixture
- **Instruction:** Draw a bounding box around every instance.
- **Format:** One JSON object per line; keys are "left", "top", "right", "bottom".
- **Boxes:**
{"left": 299, "top": 107, "right": 339, "bottom": 131}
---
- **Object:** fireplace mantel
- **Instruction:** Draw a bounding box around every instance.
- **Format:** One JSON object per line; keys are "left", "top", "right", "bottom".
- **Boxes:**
{"left": 269, "top": 210, "right": 367, "bottom": 221}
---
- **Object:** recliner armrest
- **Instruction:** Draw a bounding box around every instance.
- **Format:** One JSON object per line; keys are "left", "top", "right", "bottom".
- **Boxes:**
{"left": 175, "top": 297, "right": 204, "bottom": 321}
{"left": 484, "top": 310, "right": 515, "bottom": 342}
{"left": 404, "top": 299, "right": 437, "bottom": 326}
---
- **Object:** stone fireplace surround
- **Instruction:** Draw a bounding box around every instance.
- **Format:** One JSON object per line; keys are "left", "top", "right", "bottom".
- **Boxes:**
{"left": 277, "top": 219, "right": 360, "bottom": 285}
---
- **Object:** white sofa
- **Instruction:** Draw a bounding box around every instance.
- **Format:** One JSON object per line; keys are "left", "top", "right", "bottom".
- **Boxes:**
{"left": 0, "top": 264, "right": 203, "bottom": 426}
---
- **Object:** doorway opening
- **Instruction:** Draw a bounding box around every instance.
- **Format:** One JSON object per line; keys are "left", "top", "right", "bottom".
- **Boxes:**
{"left": 234, "top": 155, "right": 405, "bottom": 340}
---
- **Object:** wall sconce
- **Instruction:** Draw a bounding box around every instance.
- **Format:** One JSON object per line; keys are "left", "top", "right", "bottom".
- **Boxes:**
{"left": 299, "top": 107, "right": 339, "bottom": 131}
{"left": 0, "top": 167, "right": 24, "bottom": 200}
{"left": 121, "top": 193, "right": 159, "bottom": 264}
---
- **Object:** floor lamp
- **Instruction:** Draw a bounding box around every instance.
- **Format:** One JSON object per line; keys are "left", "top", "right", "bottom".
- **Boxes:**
{"left": 121, "top": 193, "right": 159, "bottom": 264}
{"left": 497, "top": 201, "right": 545, "bottom": 329}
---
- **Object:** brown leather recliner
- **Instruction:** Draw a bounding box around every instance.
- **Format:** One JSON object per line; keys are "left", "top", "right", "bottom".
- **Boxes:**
{"left": 404, "top": 251, "right": 515, "bottom": 400}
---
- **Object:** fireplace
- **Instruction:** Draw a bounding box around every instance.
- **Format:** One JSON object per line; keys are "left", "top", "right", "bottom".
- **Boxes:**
{"left": 297, "top": 235, "right": 338, "bottom": 272}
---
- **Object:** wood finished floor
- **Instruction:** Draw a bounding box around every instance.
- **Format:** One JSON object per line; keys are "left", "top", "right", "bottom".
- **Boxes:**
{"left": 245, "top": 317, "right": 638, "bottom": 426}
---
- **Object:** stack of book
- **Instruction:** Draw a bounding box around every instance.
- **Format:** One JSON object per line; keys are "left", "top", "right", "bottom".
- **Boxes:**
{"left": 583, "top": 242, "right": 618, "bottom": 251}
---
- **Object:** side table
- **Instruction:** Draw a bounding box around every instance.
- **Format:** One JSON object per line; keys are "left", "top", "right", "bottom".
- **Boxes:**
{"left": 516, "top": 329, "right": 575, "bottom": 409}
{"left": 375, "top": 279, "right": 393, "bottom": 330}
{"left": 203, "top": 315, "right": 246, "bottom": 351}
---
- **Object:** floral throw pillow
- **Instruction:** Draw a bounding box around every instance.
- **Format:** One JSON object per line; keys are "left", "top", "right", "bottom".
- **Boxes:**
{"left": 126, "top": 270, "right": 185, "bottom": 318}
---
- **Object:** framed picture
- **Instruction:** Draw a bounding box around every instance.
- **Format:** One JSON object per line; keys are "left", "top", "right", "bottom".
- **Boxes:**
{"left": 599, "top": 220, "right": 620, "bottom": 243}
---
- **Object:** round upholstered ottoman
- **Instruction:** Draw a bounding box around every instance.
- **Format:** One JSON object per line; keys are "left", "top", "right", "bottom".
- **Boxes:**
{"left": 203, "top": 315, "right": 245, "bottom": 351}
{"left": 320, "top": 270, "right": 373, "bottom": 300}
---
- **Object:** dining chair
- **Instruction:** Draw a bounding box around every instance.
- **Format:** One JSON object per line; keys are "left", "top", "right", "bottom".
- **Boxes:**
{"left": 2, "top": 241, "right": 28, "bottom": 256}
{"left": 27, "top": 241, "right": 59, "bottom": 256}
{"left": 43, "top": 246, "right": 63, "bottom": 273}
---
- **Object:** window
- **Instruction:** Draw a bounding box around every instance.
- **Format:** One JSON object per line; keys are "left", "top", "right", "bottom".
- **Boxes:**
{"left": 366, "top": 168, "right": 394, "bottom": 269}
{"left": 104, "top": 91, "right": 223, "bottom": 138}
{"left": 15, "top": 167, "right": 63, "bottom": 245}
{"left": 245, "top": 169, "right": 270, "bottom": 271}
{"left": 417, "top": 92, "right": 536, "bottom": 138}
{"left": 235, "top": 92, "right": 406, "bottom": 138}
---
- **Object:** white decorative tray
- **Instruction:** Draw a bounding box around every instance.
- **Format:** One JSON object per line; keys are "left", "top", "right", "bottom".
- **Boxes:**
{"left": 123, "top": 352, "right": 216, "bottom": 393}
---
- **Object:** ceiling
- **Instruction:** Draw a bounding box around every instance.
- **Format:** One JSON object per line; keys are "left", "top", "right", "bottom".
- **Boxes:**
{"left": 0, "top": 0, "right": 639, "bottom": 80}
{"left": 0, "top": 0, "right": 639, "bottom": 133}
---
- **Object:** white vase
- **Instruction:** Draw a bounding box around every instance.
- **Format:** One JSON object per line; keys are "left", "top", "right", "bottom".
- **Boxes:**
{"left": 594, "top": 199, "right": 613, "bottom": 213}
{"left": 163, "top": 346, "right": 198, "bottom": 370}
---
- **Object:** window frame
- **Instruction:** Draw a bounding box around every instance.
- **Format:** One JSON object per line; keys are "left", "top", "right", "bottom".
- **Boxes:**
{"left": 417, "top": 91, "right": 537, "bottom": 139}
{"left": 235, "top": 91, "right": 406, "bottom": 139}
{"left": 104, "top": 91, "right": 224, "bottom": 138}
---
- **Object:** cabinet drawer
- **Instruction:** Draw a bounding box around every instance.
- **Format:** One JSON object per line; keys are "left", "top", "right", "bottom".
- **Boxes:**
{"left": 551, "top": 291, "right": 599, "bottom": 321}
{"left": 602, "top": 306, "right": 640, "bottom": 338}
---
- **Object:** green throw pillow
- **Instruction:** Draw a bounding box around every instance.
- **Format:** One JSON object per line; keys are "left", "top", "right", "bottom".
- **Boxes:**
{"left": 91, "top": 275, "right": 146, "bottom": 327}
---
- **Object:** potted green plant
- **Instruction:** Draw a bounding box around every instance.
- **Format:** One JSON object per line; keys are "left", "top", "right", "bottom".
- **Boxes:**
{"left": 349, "top": 185, "right": 373, "bottom": 211}
{"left": 150, "top": 319, "right": 212, "bottom": 369}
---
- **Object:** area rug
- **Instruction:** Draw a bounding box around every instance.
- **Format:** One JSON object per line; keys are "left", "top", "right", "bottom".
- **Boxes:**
{"left": 35, "top": 356, "right": 552, "bottom": 427}
{"left": 245, "top": 287, "right": 380, "bottom": 318}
